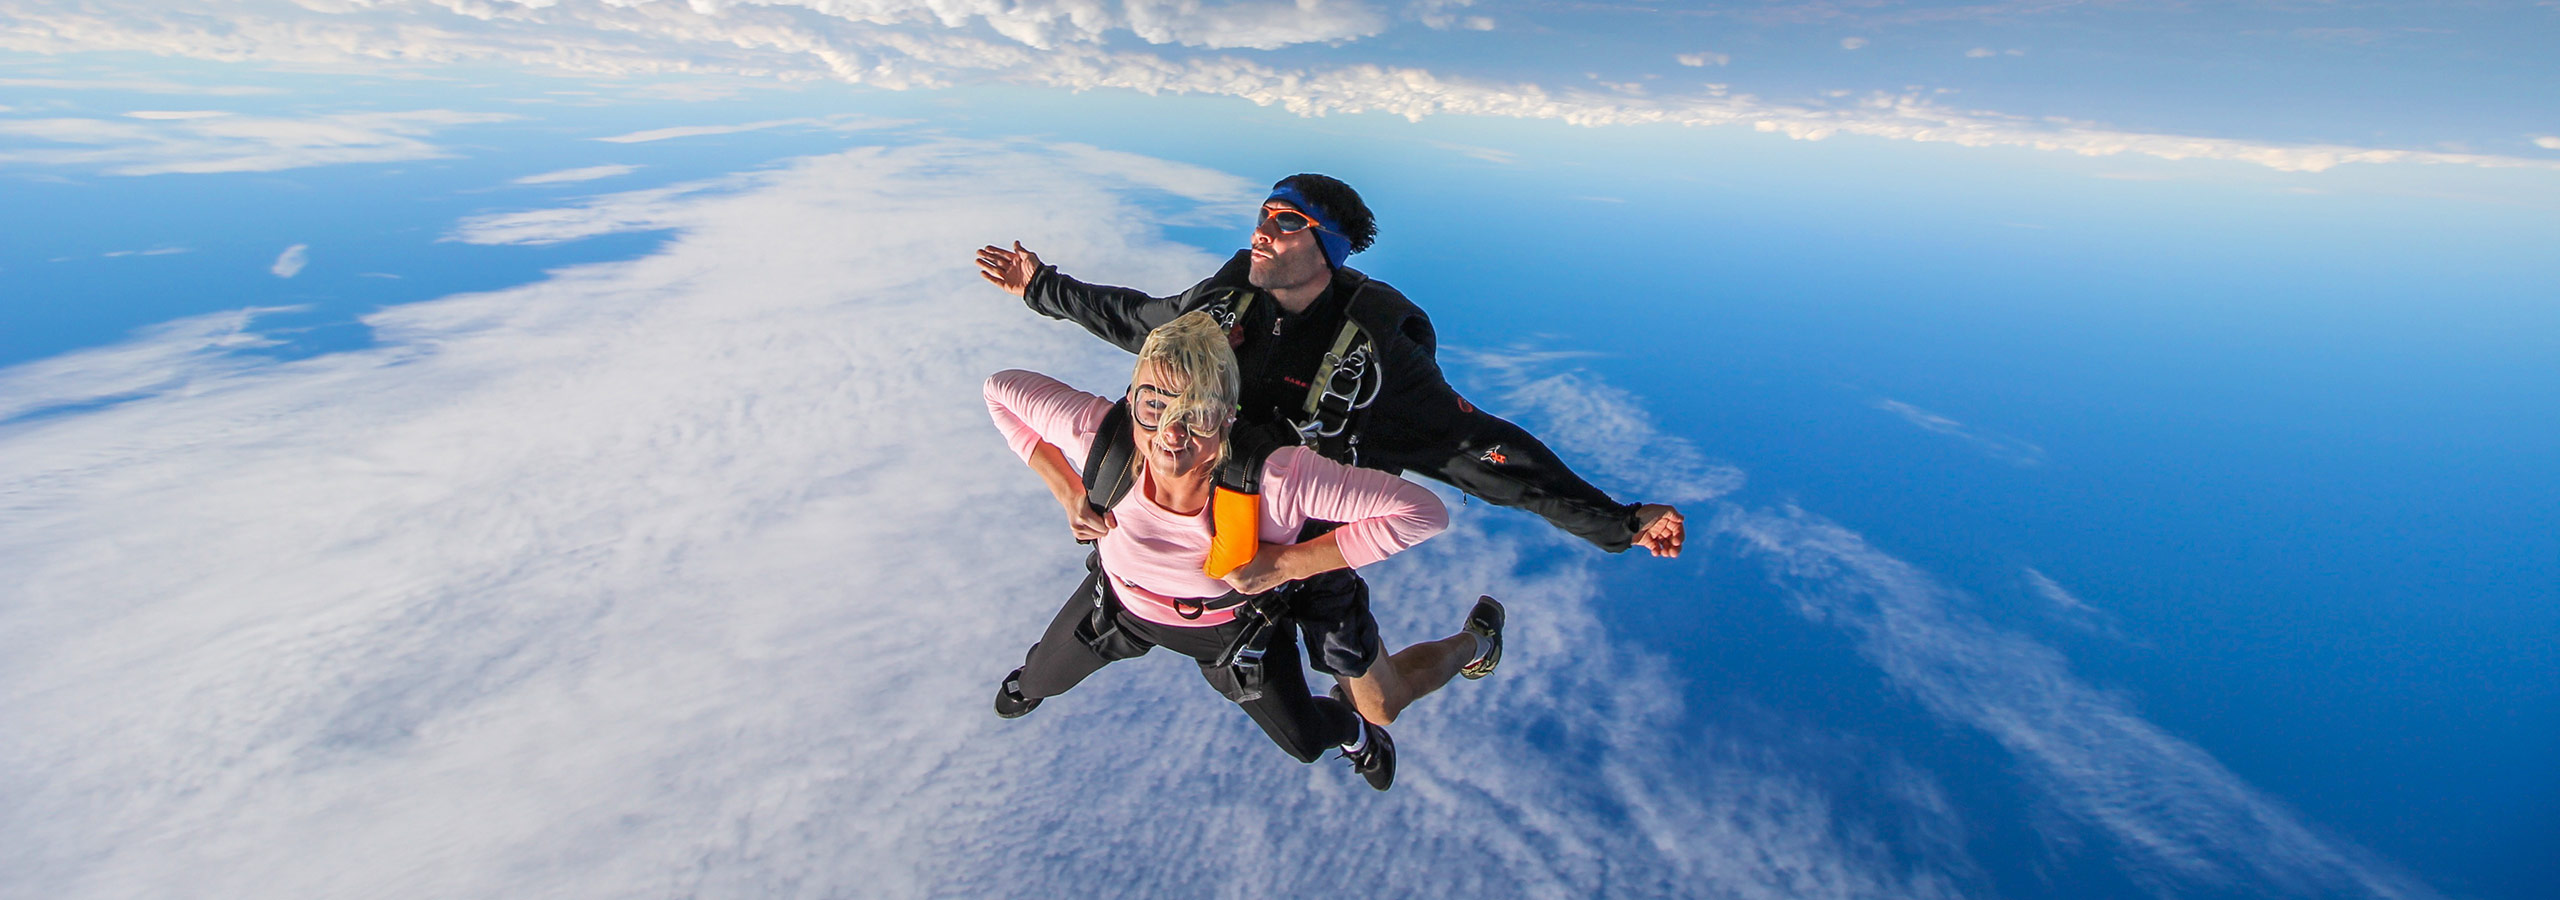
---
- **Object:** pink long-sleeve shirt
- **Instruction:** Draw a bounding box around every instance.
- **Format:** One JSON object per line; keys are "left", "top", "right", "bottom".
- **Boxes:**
{"left": 984, "top": 369, "right": 1449, "bottom": 628}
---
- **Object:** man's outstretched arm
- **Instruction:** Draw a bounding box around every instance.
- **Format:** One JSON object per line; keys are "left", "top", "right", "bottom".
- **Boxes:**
{"left": 976, "top": 242, "right": 1211, "bottom": 354}
{"left": 1361, "top": 331, "right": 1685, "bottom": 556}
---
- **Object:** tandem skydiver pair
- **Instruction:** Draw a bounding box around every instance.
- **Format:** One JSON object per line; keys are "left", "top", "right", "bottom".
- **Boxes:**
{"left": 973, "top": 174, "right": 1689, "bottom": 790}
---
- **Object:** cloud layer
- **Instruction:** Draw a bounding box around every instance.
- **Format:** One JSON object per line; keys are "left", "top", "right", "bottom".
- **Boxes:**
{"left": 2, "top": 0, "right": 2554, "bottom": 175}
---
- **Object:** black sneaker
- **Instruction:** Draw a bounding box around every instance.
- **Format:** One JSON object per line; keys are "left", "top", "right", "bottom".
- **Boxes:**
{"left": 1341, "top": 720, "right": 1396, "bottom": 791}
{"left": 1459, "top": 595, "right": 1505, "bottom": 680}
{"left": 994, "top": 668, "right": 1041, "bottom": 719}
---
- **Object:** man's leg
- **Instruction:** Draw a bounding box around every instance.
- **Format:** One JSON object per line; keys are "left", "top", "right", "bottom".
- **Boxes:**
{"left": 1340, "top": 597, "right": 1500, "bottom": 724}
{"left": 1340, "top": 632, "right": 1469, "bottom": 725}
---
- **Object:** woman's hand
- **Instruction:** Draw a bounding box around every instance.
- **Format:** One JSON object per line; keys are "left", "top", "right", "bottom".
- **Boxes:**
{"left": 1063, "top": 494, "right": 1116, "bottom": 542}
{"left": 1219, "top": 547, "right": 1296, "bottom": 595}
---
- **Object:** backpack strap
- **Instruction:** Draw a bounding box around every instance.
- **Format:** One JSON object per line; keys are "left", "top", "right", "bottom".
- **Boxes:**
{"left": 1080, "top": 399, "right": 1138, "bottom": 529}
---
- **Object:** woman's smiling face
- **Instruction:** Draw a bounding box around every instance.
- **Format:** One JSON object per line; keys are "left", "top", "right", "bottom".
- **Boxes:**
{"left": 1129, "top": 360, "right": 1218, "bottom": 483}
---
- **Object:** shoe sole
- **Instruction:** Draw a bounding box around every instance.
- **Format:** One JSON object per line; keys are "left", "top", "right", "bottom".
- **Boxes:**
{"left": 994, "top": 669, "right": 1041, "bottom": 719}
{"left": 1459, "top": 595, "right": 1504, "bottom": 680}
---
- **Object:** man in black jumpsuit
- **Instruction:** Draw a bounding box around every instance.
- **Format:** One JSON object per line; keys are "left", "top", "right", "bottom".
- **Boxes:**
{"left": 976, "top": 174, "right": 1686, "bottom": 734}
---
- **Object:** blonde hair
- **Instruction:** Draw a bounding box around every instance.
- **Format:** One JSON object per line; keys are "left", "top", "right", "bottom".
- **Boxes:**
{"left": 1132, "top": 310, "right": 1240, "bottom": 464}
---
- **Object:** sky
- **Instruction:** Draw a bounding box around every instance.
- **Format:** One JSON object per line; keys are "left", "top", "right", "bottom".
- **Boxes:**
{"left": 2, "top": 2, "right": 2556, "bottom": 899}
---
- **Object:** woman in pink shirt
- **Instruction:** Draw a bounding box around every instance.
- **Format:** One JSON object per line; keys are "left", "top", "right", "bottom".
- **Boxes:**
{"left": 985, "top": 312, "right": 1447, "bottom": 790}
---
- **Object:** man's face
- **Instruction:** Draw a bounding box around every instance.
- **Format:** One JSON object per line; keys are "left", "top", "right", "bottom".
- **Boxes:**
{"left": 1247, "top": 201, "right": 1329, "bottom": 294}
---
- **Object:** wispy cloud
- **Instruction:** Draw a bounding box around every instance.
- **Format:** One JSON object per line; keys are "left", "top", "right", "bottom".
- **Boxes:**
{"left": 2535, "top": 135, "right": 2560, "bottom": 150}
{"left": 1, "top": 1, "right": 2550, "bottom": 175}
{"left": 269, "top": 244, "right": 308, "bottom": 278}
{"left": 512, "top": 163, "right": 639, "bottom": 185}
{"left": 0, "top": 76, "right": 280, "bottom": 96}
{"left": 0, "top": 109, "right": 517, "bottom": 175}
{"left": 1677, "top": 51, "right": 1730, "bottom": 67}
{"left": 1471, "top": 350, "right": 2437, "bottom": 898}
{"left": 1873, "top": 398, "right": 2046, "bottom": 466}
{"left": 1713, "top": 505, "right": 2437, "bottom": 899}
{"left": 2023, "top": 567, "right": 2130, "bottom": 641}
{"left": 1841, "top": 37, "right": 1870, "bottom": 50}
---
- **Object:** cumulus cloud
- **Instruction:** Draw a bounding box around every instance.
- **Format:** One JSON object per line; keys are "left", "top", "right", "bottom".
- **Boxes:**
{"left": 0, "top": 108, "right": 516, "bottom": 175}
{"left": 269, "top": 244, "right": 308, "bottom": 278}
{"left": 2535, "top": 135, "right": 2560, "bottom": 150}
{"left": 0, "top": 138, "right": 1981, "bottom": 900}
{"left": 0, "top": 0, "right": 2549, "bottom": 175}
{"left": 512, "top": 163, "right": 639, "bottom": 184}
{"left": 1842, "top": 36, "right": 1870, "bottom": 50}
{"left": 1872, "top": 398, "right": 2046, "bottom": 466}
{"left": 1677, "top": 51, "right": 1730, "bottom": 67}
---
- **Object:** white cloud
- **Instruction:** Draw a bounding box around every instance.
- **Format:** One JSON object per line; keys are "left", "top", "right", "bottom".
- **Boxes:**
{"left": 1841, "top": 37, "right": 1870, "bottom": 50}
{"left": 0, "top": 76, "right": 280, "bottom": 95}
{"left": 0, "top": 139, "right": 1979, "bottom": 899}
{"left": 0, "top": 109, "right": 517, "bottom": 175}
{"left": 591, "top": 114, "right": 902, "bottom": 143}
{"left": 1872, "top": 397, "right": 2046, "bottom": 466}
{"left": 1965, "top": 47, "right": 1995, "bottom": 58}
{"left": 1411, "top": 0, "right": 1491, "bottom": 31}
{"left": 0, "top": 307, "right": 288, "bottom": 423}
{"left": 0, "top": 1, "right": 2549, "bottom": 175}
{"left": 1677, "top": 52, "right": 1730, "bottom": 67}
{"left": 2534, "top": 135, "right": 2560, "bottom": 150}
{"left": 269, "top": 243, "right": 308, "bottom": 278}
{"left": 513, "top": 163, "right": 640, "bottom": 184}
{"left": 123, "top": 110, "right": 232, "bottom": 120}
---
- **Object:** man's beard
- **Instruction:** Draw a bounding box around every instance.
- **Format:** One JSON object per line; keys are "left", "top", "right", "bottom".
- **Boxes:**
{"left": 1248, "top": 255, "right": 1325, "bottom": 293}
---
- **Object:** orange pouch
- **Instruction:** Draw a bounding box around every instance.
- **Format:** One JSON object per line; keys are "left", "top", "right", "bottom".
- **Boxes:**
{"left": 1203, "top": 487, "right": 1261, "bottom": 579}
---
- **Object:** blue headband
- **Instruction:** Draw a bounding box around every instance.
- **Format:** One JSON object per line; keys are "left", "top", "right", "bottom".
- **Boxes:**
{"left": 1266, "top": 185, "right": 1353, "bottom": 269}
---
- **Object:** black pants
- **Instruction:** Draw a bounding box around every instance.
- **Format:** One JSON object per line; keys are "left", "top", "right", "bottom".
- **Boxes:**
{"left": 1015, "top": 567, "right": 1362, "bottom": 764}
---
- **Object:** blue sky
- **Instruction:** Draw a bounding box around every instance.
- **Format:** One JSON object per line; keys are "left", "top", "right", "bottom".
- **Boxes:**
{"left": 2, "top": 2, "right": 2556, "bottom": 899}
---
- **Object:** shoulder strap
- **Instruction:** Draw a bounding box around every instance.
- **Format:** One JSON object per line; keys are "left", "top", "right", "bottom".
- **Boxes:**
{"left": 1295, "top": 281, "right": 1382, "bottom": 452}
{"left": 1081, "top": 399, "right": 1138, "bottom": 517}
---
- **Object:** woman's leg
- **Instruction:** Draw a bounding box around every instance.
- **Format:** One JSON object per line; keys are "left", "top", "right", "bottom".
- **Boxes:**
{"left": 1135, "top": 615, "right": 1361, "bottom": 764}
{"left": 1014, "top": 569, "right": 1151, "bottom": 701}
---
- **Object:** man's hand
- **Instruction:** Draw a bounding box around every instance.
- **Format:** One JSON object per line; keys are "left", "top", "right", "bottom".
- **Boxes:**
{"left": 1632, "top": 504, "right": 1685, "bottom": 558}
{"left": 976, "top": 241, "right": 1042, "bottom": 297}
